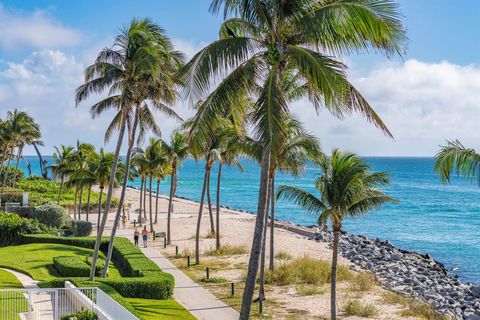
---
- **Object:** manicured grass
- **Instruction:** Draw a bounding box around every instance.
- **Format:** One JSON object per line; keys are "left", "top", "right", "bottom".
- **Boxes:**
{"left": 0, "top": 243, "right": 121, "bottom": 281}
{"left": 127, "top": 298, "right": 196, "bottom": 320}
{"left": 0, "top": 269, "right": 23, "bottom": 289}
{"left": 0, "top": 269, "right": 28, "bottom": 320}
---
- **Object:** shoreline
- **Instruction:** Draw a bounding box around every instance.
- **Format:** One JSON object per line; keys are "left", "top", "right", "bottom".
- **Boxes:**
{"left": 126, "top": 185, "right": 480, "bottom": 319}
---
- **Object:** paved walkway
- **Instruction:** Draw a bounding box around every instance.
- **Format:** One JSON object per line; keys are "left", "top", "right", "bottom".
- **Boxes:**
{"left": 112, "top": 226, "right": 240, "bottom": 320}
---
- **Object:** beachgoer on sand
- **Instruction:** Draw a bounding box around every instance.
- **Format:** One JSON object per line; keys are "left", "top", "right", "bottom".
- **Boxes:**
{"left": 142, "top": 226, "right": 149, "bottom": 248}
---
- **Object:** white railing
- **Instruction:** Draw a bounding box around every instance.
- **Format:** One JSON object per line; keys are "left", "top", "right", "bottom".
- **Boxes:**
{"left": 0, "top": 285, "right": 138, "bottom": 320}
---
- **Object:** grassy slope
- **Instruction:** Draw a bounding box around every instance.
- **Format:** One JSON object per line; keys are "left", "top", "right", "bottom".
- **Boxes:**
{"left": 0, "top": 243, "right": 121, "bottom": 281}
{"left": 127, "top": 298, "right": 196, "bottom": 320}
{"left": 0, "top": 269, "right": 28, "bottom": 319}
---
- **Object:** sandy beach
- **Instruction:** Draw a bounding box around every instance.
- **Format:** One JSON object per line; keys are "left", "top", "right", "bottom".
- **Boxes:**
{"left": 89, "top": 185, "right": 426, "bottom": 320}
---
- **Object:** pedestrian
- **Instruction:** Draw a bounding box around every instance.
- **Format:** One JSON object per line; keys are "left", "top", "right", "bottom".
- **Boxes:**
{"left": 141, "top": 226, "right": 149, "bottom": 248}
{"left": 134, "top": 228, "right": 139, "bottom": 246}
{"left": 121, "top": 213, "right": 127, "bottom": 229}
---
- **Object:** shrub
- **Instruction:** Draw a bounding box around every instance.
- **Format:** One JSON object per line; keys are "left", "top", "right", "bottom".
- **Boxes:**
{"left": 0, "top": 213, "right": 50, "bottom": 246}
{"left": 0, "top": 166, "right": 24, "bottom": 186}
{"left": 31, "top": 204, "right": 70, "bottom": 228}
{"left": 60, "top": 310, "right": 97, "bottom": 320}
{"left": 204, "top": 245, "right": 248, "bottom": 256}
{"left": 70, "top": 220, "right": 92, "bottom": 237}
{"left": 350, "top": 272, "right": 376, "bottom": 292}
{"left": 344, "top": 300, "right": 378, "bottom": 317}
{"left": 21, "top": 234, "right": 175, "bottom": 299}
{"left": 383, "top": 292, "right": 450, "bottom": 320}
{"left": 295, "top": 284, "right": 325, "bottom": 296}
{"left": 265, "top": 256, "right": 353, "bottom": 286}
{"left": 275, "top": 251, "right": 293, "bottom": 260}
{"left": 53, "top": 256, "right": 91, "bottom": 277}
{"left": 201, "top": 277, "right": 228, "bottom": 283}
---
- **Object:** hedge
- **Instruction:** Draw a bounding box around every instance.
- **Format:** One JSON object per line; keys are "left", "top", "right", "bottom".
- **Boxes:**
{"left": 53, "top": 256, "right": 90, "bottom": 277}
{"left": 22, "top": 234, "right": 174, "bottom": 299}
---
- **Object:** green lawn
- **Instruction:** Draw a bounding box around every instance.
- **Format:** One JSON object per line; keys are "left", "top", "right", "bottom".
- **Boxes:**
{"left": 0, "top": 243, "right": 121, "bottom": 281}
{"left": 0, "top": 269, "right": 28, "bottom": 320}
{"left": 127, "top": 298, "right": 196, "bottom": 320}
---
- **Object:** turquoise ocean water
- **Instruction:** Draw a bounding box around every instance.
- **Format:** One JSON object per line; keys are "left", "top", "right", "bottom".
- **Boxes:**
{"left": 18, "top": 156, "right": 480, "bottom": 284}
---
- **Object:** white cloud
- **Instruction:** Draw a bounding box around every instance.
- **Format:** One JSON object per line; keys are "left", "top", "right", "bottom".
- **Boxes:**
{"left": 293, "top": 59, "right": 480, "bottom": 156}
{"left": 0, "top": 6, "right": 82, "bottom": 50}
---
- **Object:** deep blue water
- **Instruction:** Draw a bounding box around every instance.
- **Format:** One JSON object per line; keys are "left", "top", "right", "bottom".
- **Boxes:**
{"left": 18, "top": 156, "right": 480, "bottom": 284}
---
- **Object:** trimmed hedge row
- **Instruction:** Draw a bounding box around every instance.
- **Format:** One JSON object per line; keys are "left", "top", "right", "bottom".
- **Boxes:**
{"left": 53, "top": 256, "right": 90, "bottom": 277}
{"left": 22, "top": 234, "right": 174, "bottom": 299}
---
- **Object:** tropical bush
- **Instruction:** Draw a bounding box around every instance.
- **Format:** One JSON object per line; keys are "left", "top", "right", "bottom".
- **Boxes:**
{"left": 22, "top": 234, "right": 109, "bottom": 250}
{"left": 31, "top": 204, "right": 70, "bottom": 228}
{"left": 69, "top": 220, "right": 92, "bottom": 237}
{"left": 53, "top": 256, "right": 90, "bottom": 277}
{"left": 0, "top": 166, "right": 24, "bottom": 186}
{"left": 60, "top": 310, "right": 97, "bottom": 320}
{"left": 8, "top": 206, "right": 35, "bottom": 217}
{"left": 16, "top": 179, "right": 118, "bottom": 208}
{"left": 0, "top": 213, "right": 50, "bottom": 246}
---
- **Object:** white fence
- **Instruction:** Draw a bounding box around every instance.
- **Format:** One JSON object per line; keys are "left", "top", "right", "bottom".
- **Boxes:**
{"left": 0, "top": 284, "right": 138, "bottom": 320}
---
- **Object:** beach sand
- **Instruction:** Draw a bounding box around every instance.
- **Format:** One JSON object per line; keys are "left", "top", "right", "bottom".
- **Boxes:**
{"left": 93, "top": 186, "right": 420, "bottom": 319}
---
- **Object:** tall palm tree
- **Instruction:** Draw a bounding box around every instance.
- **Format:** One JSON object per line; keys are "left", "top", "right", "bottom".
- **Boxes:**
{"left": 71, "top": 141, "right": 96, "bottom": 220}
{"left": 11, "top": 118, "right": 41, "bottom": 187}
{"left": 77, "top": 18, "right": 183, "bottom": 280}
{"left": 181, "top": 1, "right": 406, "bottom": 317}
{"left": 277, "top": 150, "right": 396, "bottom": 319}
{"left": 162, "top": 130, "right": 189, "bottom": 244}
{"left": 50, "top": 145, "right": 75, "bottom": 204}
{"left": 434, "top": 140, "right": 480, "bottom": 184}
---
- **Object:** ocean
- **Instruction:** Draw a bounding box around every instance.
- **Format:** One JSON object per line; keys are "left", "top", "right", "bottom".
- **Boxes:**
{"left": 17, "top": 156, "right": 480, "bottom": 284}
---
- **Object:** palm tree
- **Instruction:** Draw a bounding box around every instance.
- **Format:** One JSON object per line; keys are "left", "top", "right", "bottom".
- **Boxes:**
{"left": 161, "top": 131, "right": 190, "bottom": 243}
{"left": 92, "top": 149, "right": 118, "bottom": 234}
{"left": 434, "top": 140, "right": 480, "bottom": 184}
{"left": 11, "top": 118, "right": 41, "bottom": 187}
{"left": 181, "top": 1, "right": 406, "bottom": 316}
{"left": 77, "top": 18, "right": 183, "bottom": 280}
{"left": 1, "top": 110, "right": 37, "bottom": 192}
{"left": 277, "top": 150, "right": 396, "bottom": 319}
{"left": 50, "top": 145, "right": 75, "bottom": 204}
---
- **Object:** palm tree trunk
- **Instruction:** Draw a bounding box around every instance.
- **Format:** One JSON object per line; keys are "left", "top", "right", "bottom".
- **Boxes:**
{"left": 166, "top": 164, "right": 176, "bottom": 245}
{"left": 269, "top": 174, "right": 275, "bottom": 270}
{"left": 139, "top": 176, "right": 143, "bottom": 220}
{"left": 78, "top": 187, "right": 84, "bottom": 220}
{"left": 101, "top": 107, "right": 139, "bottom": 277}
{"left": 149, "top": 176, "right": 154, "bottom": 232}
{"left": 89, "top": 109, "right": 127, "bottom": 281}
{"left": 57, "top": 175, "right": 64, "bottom": 205}
{"left": 331, "top": 228, "right": 340, "bottom": 320}
{"left": 143, "top": 177, "right": 147, "bottom": 218}
{"left": 86, "top": 186, "right": 92, "bottom": 222}
{"left": 1, "top": 146, "right": 14, "bottom": 192}
{"left": 155, "top": 177, "right": 160, "bottom": 224}
{"left": 206, "top": 169, "right": 215, "bottom": 235}
{"left": 11, "top": 146, "right": 22, "bottom": 187}
{"left": 97, "top": 187, "right": 104, "bottom": 236}
{"left": 195, "top": 169, "right": 209, "bottom": 264}
{"left": 73, "top": 186, "right": 78, "bottom": 220}
{"left": 215, "top": 162, "right": 222, "bottom": 250}
{"left": 240, "top": 149, "right": 271, "bottom": 320}
{"left": 258, "top": 176, "right": 272, "bottom": 302}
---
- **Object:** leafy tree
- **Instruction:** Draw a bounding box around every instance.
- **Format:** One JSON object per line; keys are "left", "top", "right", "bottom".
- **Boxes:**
{"left": 50, "top": 145, "right": 75, "bottom": 205}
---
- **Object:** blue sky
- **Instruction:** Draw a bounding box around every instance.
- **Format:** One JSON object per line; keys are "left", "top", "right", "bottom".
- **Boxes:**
{"left": 1, "top": 0, "right": 480, "bottom": 156}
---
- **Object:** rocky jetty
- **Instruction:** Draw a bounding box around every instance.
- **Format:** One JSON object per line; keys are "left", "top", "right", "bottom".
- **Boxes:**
{"left": 336, "top": 232, "right": 480, "bottom": 319}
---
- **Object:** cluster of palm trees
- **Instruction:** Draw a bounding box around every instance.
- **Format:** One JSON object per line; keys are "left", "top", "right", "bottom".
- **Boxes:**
{"left": 75, "top": 1, "right": 407, "bottom": 318}
{"left": 50, "top": 142, "right": 122, "bottom": 223}
{"left": 0, "top": 110, "right": 41, "bottom": 192}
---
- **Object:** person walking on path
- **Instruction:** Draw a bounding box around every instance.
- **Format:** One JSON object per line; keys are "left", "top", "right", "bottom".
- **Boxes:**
{"left": 134, "top": 228, "right": 139, "bottom": 246}
{"left": 121, "top": 213, "right": 127, "bottom": 229}
{"left": 142, "top": 226, "right": 149, "bottom": 248}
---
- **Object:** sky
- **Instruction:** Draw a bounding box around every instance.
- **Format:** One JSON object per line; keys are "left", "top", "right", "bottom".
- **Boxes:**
{"left": 1, "top": 0, "right": 480, "bottom": 156}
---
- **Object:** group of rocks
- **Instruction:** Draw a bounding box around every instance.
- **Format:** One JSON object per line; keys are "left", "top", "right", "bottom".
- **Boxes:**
{"left": 332, "top": 232, "right": 480, "bottom": 320}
